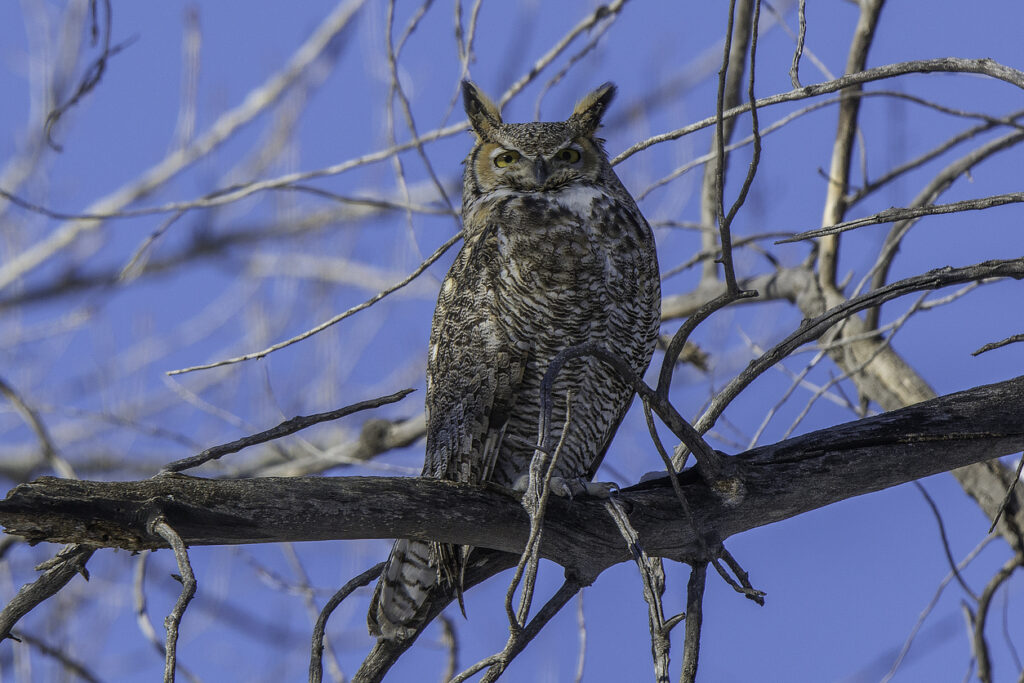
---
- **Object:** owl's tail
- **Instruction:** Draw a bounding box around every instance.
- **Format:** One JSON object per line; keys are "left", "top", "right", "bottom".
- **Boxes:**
{"left": 367, "top": 539, "right": 439, "bottom": 639}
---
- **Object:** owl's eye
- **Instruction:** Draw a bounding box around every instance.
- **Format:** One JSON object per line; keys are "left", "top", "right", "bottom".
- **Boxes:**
{"left": 555, "top": 148, "right": 581, "bottom": 163}
{"left": 494, "top": 150, "right": 521, "bottom": 168}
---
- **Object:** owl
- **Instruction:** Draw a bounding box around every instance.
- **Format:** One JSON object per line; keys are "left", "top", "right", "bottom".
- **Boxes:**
{"left": 368, "top": 81, "right": 661, "bottom": 639}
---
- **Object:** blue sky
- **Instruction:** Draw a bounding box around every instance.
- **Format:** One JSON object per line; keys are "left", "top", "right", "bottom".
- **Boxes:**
{"left": 1, "top": 1, "right": 1023, "bottom": 681}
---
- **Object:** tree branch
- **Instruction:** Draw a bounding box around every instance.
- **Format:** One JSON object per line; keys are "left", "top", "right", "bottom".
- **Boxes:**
{"left": 1, "top": 376, "right": 1022, "bottom": 579}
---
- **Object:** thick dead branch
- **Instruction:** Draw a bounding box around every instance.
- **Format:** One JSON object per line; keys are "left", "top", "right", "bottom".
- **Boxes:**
{"left": 1, "top": 376, "right": 1022, "bottom": 579}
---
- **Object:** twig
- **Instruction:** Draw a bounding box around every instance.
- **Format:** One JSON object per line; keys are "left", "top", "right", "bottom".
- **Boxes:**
{"left": 816, "top": 0, "right": 885, "bottom": 288}
{"left": 505, "top": 392, "right": 574, "bottom": 631}
{"left": 167, "top": 230, "right": 461, "bottom": 375}
{"left": 282, "top": 545, "right": 344, "bottom": 682}
{"left": 438, "top": 615, "right": 459, "bottom": 683}
{"left": 603, "top": 497, "right": 671, "bottom": 681}
{"left": 974, "top": 333, "right": 1024, "bottom": 357}
{"left": 914, "top": 482, "right": 977, "bottom": 600}
{"left": 715, "top": 0, "right": 762, "bottom": 294}
{"left": 540, "top": 342, "right": 730, "bottom": 486}
{"left": 702, "top": 0, "right": 753, "bottom": 285}
{"left": 974, "top": 554, "right": 1024, "bottom": 683}
{"left": 779, "top": 192, "right": 1024, "bottom": 243}
{"left": 310, "top": 562, "right": 384, "bottom": 683}
{"left": 861, "top": 129, "right": 1024, "bottom": 330}
{"left": 680, "top": 562, "right": 708, "bottom": 683}
{"left": 0, "top": 375, "right": 76, "bottom": 479}
{"left": 612, "top": 57, "right": 1024, "bottom": 166}
{"left": 9, "top": 630, "right": 105, "bottom": 683}
{"left": 0, "top": 0, "right": 368, "bottom": 292}
{"left": 712, "top": 545, "right": 765, "bottom": 605}
{"left": 574, "top": 591, "right": 586, "bottom": 683}
{"left": 160, "top": 388, "right": 413, "bottom": 472}
{"left": 149, "top": 516, "right": 197, "bottom": 683}
{"left": 692, "top": 258, "right": 1024, "bottom": 440}
{"left": 0, "top": 544, "right": 93, "bottom": 640}
{"left": 987, "top": 454, "right": 1024, "bottom": 534}
{"left": 788, "top": 0, "right": 807, "bottom": 86}
{"left": 848, "top": 110, "right": 1024, "bottom": 207}
{"left": 882, "top": 534, "right": 995, "bottom": 683}
{"left": 45, "top": 0, "right": 138, "bottom": 151}
{"left": 450, "top": 578, "right": 582, "bottom": 683}
{"left": 496, "top": 0, "right": 632, "bottom": 109}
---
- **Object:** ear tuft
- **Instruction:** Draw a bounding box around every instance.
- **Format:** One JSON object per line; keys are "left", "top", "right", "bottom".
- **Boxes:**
{"left": 569, "top": 82, "right": 616, "bottom": 137}
{"left": 462, "top": 80, "right": 502, "bottom": 140}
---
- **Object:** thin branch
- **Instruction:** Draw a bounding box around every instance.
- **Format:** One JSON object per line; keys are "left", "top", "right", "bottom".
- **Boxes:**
{"left": 310, "top": 563, "right": 384, "bottom": 683}
{"left": 974, "top": 333, "right": 1024, "bottom": 357}
{"left": 0, "top": 544, "right": 94, "bottom": 641}
{"left": 0, "top": 0, "right": 368, "bottom": 292}
{"left": 816, "top": 0, "right": 885, "bottom": 288}
{"left": 150, "top": 517, "right": 197, "bottom": 683}
{"left": 680, "top": 562, "right": 708, "bottom": 683}
{"left": 861, "top": 129, "right": 1024, "bottom": 330}
{"left": 574, "top": 591, "right": 586, "bottom": 683}
{"left": 987, "top": 454, "right": 1024, "bottom": 535}
{"left": 704, "top": 0, "right": 754, "bottom": 285}
{"left": 160, "top": 388, "right": 413, "bottom": 472}
{"left": 692, "top": 258, "right": 1024, "bottom": 440}
{"left": 0, "top": 375, "right": 76, "bottom": 479}
{"left": 506, "top": 392, "right": 574, "bottom": 631}
{"left": 9, "top": 630, "right": 104, "bottom": 683}
{"left": 779, "top": 192, "right": 1024, "bottom": 243}
{"left": 496, "top": 0, "right": 631, "bottom": 109}
{"left": 613, "top": 57, "right": 1024, "bottom": 166}
{"left": 44, "top": 0, "right": 138, "bottom": 151}
{"left": 716, "top": 0, "right": 762, "bottom": 294}
{"left": 848, "top": 109, "right": 1024, "bottom": 207}
{"left": 881, "top": 534, "right": 996, "bottom": 683}
{"left": 438, "top": 615, "right": 459, "bottom": 683}
{"left": 914, "top": 482, "right": 977, "bottom": 600}
{"left": 788, "top": 0, "right": 807, "bottom": 86}
{"left": 974, "top": 554, "right": 1024, "bottom": 683}
{"left": 167, "top": 231, "right": 462, "bottom": 375}
{"left": 451, "top": 577, "right": 582, "bottom": 683}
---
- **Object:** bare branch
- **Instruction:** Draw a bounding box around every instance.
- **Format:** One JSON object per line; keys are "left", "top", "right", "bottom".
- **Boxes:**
{"left": 613, "top": 57, "right": 1024, "bottom": 166}
{"left": 816, "top": 0, "right": 885, "bottom": 287}
{"left": 780, "top": 192, "right": 1024, "bottom": 243}
{"left": 161, "top": 388, "right": 414, "bottom": 472}
{"left": 3, "top": 375, "right": 1022, "bottom": 574}
{"left": 0, "top": 544, "right": 94, "bottom": 641}
{"left": 680, "top": 562, "right": 708, "bottom": 683}
{"left": 310, "top": 563, "right": 384, "bottom": 683}
{"left": 973, "top": 554, "right": 1024, "bottom": 683}
{"left": 973, "top": 333, "right": 1024, "bottom": 357}
{"left": 0, "top": 0, "right": 367, "bottom": 292}
{"left": 168, "top": 231, "right": 461, "bottom": 375}
{"left": 150, "top": 517, "right": 197, "bottom": 683}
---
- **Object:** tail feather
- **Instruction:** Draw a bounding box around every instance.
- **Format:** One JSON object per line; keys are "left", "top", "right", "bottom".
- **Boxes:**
{"left": 368, "top": 539, "right": 438, "bottom": 639}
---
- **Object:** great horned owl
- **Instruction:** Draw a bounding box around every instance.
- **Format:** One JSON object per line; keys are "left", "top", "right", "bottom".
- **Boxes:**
{"left": 368, "top": 81, "right": 661, "bottom": 639}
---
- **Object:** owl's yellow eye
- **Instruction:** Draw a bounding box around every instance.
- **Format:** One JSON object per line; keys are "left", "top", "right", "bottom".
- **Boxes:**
{"left": 494, "top": 150, "right": 521, "bottom": 168}
{"left": 556, "top": 148, "right": 581, "bottom": 163}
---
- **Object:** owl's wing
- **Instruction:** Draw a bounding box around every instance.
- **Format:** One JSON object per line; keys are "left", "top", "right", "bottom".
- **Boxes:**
{"left": 422, "top": 226, "right": 528, "bottom": 602}
{"left": 423, "top": 226, "right": 528, "bottom": 487}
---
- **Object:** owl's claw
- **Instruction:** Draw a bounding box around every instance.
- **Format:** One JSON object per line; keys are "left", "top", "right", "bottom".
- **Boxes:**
{"left": 512, "top": 475, "right": 618, "bottom": 499}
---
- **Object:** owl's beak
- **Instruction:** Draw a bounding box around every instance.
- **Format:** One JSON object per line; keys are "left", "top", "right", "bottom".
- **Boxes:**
{"left": 532, "top": 157, "right": 549, "bottom": 186}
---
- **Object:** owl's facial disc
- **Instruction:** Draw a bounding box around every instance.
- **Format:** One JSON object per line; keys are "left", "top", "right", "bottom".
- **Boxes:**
{"left": 486, "top": 142, "right": 588, "bottom": 191}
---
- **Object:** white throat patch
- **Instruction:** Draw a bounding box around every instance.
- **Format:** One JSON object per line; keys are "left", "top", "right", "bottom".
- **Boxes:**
{"left": 552, "top": 185, "right": 605, "bottom": 216}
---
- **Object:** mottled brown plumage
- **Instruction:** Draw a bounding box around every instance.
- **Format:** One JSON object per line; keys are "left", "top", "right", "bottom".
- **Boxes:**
{"left": 368, "top": 81, "right": 661, "bottom": 639}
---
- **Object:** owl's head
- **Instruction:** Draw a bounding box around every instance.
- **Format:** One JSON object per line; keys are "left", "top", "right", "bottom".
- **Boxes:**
{"left": 461, "top": 80, "right": 616, "bottom": 194}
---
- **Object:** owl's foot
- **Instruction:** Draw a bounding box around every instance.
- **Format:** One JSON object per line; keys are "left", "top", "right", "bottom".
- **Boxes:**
{"left": 512, "top": 475, "right": 618, "bottom": 499}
